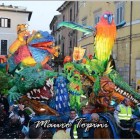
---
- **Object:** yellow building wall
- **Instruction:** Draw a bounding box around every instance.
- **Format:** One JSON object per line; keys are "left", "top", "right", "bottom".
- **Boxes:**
{"left": 77, "top": 1, "right": 140, "bottom": 88}
{"left": 77, "top": 1, "right": 115, "bottom": 56}
{"left": 114, "top": 2, "right": 140, "bottom": 87}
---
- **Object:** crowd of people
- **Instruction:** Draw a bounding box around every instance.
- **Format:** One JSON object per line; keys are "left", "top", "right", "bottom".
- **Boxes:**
{"left": 0, "top": 92, "right": 140, "bottom": 139}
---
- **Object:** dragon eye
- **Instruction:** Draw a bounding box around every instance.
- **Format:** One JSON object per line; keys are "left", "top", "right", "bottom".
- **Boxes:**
{"left": 21, "top": 77, "right": 25, "bottom": 81}
{"left": 37, "top": 69, "right": 41, "bottom": 72}
{"left": 112, "top": 15, "right": 115, "bottom": 18}
{"left": 35, "top": 33, "right": 42, "bottom": 38}
{"left": 15, "top": 66, "right": 24, "bottom": 74}
{"left": 103, "top": 14, "right": 108, "bottom": 19}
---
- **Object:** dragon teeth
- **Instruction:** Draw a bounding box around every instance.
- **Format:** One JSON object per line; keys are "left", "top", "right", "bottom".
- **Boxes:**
{"left": 44, "top": 97, "right": 49, "bottom": 100}
{"left": 46, "top": 80, "right": 51, "bottom": 87}
{"left": 37, "top": 89, "right": 40, "bottom": 93}
{"left": 27, "top": 95, "right": 31, "bottom": 99}
{"left": 50, "top": 90, "right": 54, "bottom": 96}
{"left": 40, "top": 95, "right": 49, "bottom": 100}
{"left": 27, "top": 93, "right": 30, "bottom": 96}
{"left": 40, "top": 95, "right": 43, "bottom": 99}
{"left": 33, "top": 89, "right": 37, "bottom": 93}
{"left": 31, "top": 91, "right": 33, "bottom": 95}
{"left": 46, "top": 83, "right": 49, "bottom": 87}
{"left": 43, "top": 86, "right": 47, "bottom": 91}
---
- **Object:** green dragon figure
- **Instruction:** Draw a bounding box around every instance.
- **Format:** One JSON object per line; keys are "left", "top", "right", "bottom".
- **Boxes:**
{"left": 64, "top": 62, "right": 84, "bottom": 112}
{"left": 8, "top": 64, "right": 58, "bottom": 115}
{"left": 8, "top": 64, "right": 57, "bottom": 101}
{"left": 0, "top": 69, "right": 13, "bottom": 95}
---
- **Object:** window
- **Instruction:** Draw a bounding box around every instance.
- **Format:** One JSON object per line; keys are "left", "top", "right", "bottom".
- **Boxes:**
{"left": 63, "top": 15, "right": 65, "bottom": 21}
{"left": 78, "top": 1, "right": 86, "bottom": 8}
{"left": 62, "top": 43, "right": 64, "bottom": 57}
{"left": 115, "top": 2, "right": 124, "bottom": 24}
{"left": 73, "top": 38, "right": 75, "bottom": 47}
{"left": 0, "top": 18, "right": 11, "bottom": 28}
{"left": 82, "top": 17, "right": 87, "bottom": 26}
{"left": 82, "top": 17, "right": 87, "bottom": 37}
{"left": 70, "top": 8, "right": 72, "bottom": 21}
{"left": 69, "top": 40, "right": 72, "bottom": 56}
{"left": 58, "top": 35, "right": 61, "bottom": 45}
{"left": 94, "top": 14, "right": 101, "bottom": 25}
{"left": 1, "top": 40, "right": 7, "bottom": 55}
{"left": 75, "top": 1, "right": 79, "bottom": 16}
{"left": 53, "top": 25, "right": 55, "bottom": 33}
{"left": 93, "top": 9, "right": 102, "bottom": 26}
{"left": 55, "top": 40, "right": 57, "bottom": 45}
{"left": 70, "top": 40, "right": 72, "bottom": 48}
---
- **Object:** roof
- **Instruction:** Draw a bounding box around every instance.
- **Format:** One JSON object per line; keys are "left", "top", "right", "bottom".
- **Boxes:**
{"left": 50, "top": 14, "right": 61, "bottom": 30}
{"left": 0, "top": 5, "right": 32, "bottom": 21}
{"left": 57, "top": 1, "right": 71, "bottom": 12}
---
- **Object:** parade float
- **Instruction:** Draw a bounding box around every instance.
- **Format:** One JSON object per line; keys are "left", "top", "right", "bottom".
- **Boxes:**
{"left": 0, "top": 11, "right": 140, "bottom": 138}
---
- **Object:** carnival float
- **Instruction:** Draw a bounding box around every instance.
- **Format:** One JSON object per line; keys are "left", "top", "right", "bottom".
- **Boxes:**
{"left": 0, "top": 11, "right": 140, "bottom": 138}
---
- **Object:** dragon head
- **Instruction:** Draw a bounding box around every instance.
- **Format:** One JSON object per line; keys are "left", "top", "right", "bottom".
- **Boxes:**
{"left": 100, "top": 11, "right": 115, "bottom": 25}
{"left": 13, "top": 64, "right": 56, "bottom": 101}
{"left": 28, "top": 31, "right": 58, "bottom": 63}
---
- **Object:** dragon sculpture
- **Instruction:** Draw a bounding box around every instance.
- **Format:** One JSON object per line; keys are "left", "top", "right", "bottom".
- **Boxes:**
{"left": 6, "top": 25, "right": 60, "bottom": 115}
{"left": 0, "top": 69, "right": 13, "bottom": 95}
{"left": 8, "top": 63, "right": 58, "bottom": 115}
{"left": 59, "top": 11, "right": 140, "bottom": 112}
{"left": 8, "top": 24, "right": 58, "bottom": 74}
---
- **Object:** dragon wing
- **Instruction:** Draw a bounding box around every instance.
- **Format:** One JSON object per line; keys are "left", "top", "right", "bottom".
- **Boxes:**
{"left": 116, "top": 20, "right": 126, "bottom": 29}
{"left": 57, "top": 21, "right": 95, "bottom": 35}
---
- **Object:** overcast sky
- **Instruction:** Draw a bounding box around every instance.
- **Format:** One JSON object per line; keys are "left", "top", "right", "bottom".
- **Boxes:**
{"left": 0, "top": 1, "right": 64, "bottom": 33}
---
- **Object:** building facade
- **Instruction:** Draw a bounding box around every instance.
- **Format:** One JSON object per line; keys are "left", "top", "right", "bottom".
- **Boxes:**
{"left": 56, "top": 1, "right": 79, "bottom": 57}
{"left": 50, "top": 1, "right": 79, "bottom": 72}
{"left": 0, "top": 4, "right": 32, "bottom": 56}
{"left": 77, "top": 1, "right": 114, "bottom": 56}
{"left": 113, "top": 1, "right": 140, "bottom": 89}
{"left": 50, "top": 14, "right": 63, "bottom": 71}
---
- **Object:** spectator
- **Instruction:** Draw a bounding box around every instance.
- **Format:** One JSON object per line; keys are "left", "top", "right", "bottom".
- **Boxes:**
{"left": 66, "top": 109, "right": 78, "bottom": 133}
{"left": 0, "top": 104, "right": 6, "bottom": 127}
{"left": 88, "top": 113, "right": 111, "bottom": 139}
{"left": 137, "top": 86, "right": 140, "bottom": 93}
{"left": 28, "top": 124, "right": 43, "bottom": 139}
{"left": 0, "top": 94, "right": 9, "bottom": 115}
{"left": 1, "top": 114, "right": 25, "bottom": 139}
{"left": 18, "top": 104, "right": 30, "bottom": 127}
{"left": 41, "top": 129, "right": 53, "bottom": 139}
{"left": 114, "top": 98, "right": 134, "bottom": 138}
{"left": 68, "top": 109, "right": 84, "bottom": 139}
{"left": 53, "top": 130, "right": 70, "bottom": 139}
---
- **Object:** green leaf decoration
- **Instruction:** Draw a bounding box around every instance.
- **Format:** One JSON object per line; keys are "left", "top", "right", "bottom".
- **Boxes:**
{"left": 93, "top": 75, "right": 100, "bottom": 96}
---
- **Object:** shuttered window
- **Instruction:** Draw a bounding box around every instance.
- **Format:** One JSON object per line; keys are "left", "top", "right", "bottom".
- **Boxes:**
{"left": 0, "top": 18, "right": 11, "bottom": 28}
{"left": 1, "top": 40, "right": 7, "bottom": 55}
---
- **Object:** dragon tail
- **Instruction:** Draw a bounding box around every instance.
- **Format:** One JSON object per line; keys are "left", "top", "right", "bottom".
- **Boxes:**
{"left": 108, "top": 69, "right": 140, "bottom": 100}
{"left": 57, "top": 21, "right": 94, "bottom": 35}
